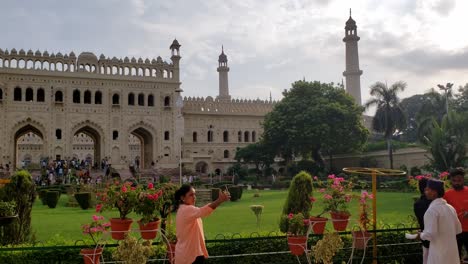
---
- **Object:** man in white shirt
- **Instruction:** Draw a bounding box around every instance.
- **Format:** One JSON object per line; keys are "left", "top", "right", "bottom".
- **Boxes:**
{"left": 419, "top": 179, "right": 462, "bottom": 264}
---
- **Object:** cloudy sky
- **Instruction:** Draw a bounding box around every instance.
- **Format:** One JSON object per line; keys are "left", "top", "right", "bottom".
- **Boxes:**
{"left": 2, "top": 0, "right": 468, "bottom": 109}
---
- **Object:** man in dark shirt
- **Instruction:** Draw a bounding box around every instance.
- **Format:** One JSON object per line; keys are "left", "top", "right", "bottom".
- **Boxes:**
{"left": 413, "top": 177, "right": 431, "bottom": 264}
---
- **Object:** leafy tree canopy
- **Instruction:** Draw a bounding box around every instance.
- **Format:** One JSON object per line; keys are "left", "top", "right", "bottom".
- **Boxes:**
{"left": 262, "top": 80, "right": 368, "bottom": 167}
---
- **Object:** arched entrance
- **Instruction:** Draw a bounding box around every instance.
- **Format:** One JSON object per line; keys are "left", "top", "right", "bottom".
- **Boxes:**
{"left": 73, "top": 126, "right": 102, "bottom": 166}
{"left": 14, "top": 124, "right": 45, "bottom": 169}
{"left": 195, "top": 161, "right": 208, "bottom": 174}
{"left": 129, "top": 127, "right": 154, "bottom": 169}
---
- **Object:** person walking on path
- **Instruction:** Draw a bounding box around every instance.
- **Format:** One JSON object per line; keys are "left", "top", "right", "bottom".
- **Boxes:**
{"left": 444, "top": 167, "right": 468, "bottom": 262}
{"left": 414, "top": 177, "right": 432, "bottom": 264}
{"left": 419, "top": 179, "right": 462, "bottom": 264}
{"left": 174, "top": 184, "right": 230, "bottom": 264}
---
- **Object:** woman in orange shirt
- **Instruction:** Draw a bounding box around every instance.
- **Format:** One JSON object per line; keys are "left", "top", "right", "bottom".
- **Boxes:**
{"left": 174, "top": 184, "right": 230, "bottom": 264}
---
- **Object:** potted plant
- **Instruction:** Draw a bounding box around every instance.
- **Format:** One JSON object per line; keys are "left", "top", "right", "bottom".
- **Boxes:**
{"left": 112, "top": 235, "right": 155, "bottom": 264}
{"left": 0, "top": 201, "right": 17, "bottom": 226}
{"left": 80, "top": 215, "right": 110, "bottom": 264}
{"left": 96, "top": 182, "right": 138, "bottom": 240}
{"left": 309, "top": 176, "right": 328, "bottom": 234}
{"left": 321, "top": 174, "right": 353, "bottom": 231}
{"left": 352, "top": 191, "right": 373, "bottom": 249}
{"left": 279, "top": 171, "right": 313, "bottom": 255}
{"left": 163, "top": 218, "right": 177, "bottom": 264}
{"left": 311, "top": 232, "right": 344, "bottom": 263}
{"left": 280, "top": 213, "right": 309, "bottom": 256}
{"left": 134, "top": 183, "right": 163, "bottom": 240}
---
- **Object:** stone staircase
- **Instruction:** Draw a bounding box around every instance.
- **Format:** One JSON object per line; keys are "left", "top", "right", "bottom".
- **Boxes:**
{"left": 195, "top": 189, "right": 212, "bottom": 207}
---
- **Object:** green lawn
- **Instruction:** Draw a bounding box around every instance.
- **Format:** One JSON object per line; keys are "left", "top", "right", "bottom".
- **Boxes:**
{"left": 31, "top": 190, "right": 416, "bottom": 242}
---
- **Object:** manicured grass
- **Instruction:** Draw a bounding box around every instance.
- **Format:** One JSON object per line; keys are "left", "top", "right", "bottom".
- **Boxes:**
{"left": 31, "top": 190, "right": 416, "bottom": 242}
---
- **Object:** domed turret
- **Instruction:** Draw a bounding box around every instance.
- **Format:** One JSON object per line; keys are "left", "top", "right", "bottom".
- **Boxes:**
{"left": 77, "top": 52, "right": 98, "bottom": 66}
{"left": 218, "top": 46, "right": 227, "bottom": 63}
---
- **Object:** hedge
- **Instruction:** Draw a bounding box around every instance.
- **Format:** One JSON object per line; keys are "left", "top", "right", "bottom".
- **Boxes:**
{"left": 45, "top": 191, "right": 60, "bottom": 209}
{"left": 74, "top": 192, "right": 91, "bottom": 210}
{"left": 0, "top": 228, "right": 422, "bottom": 264}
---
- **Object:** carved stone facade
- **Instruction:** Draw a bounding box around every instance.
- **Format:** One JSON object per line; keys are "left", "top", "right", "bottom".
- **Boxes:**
{"left": 0, "top": 40, "right": 183, "bottom": 171}
{"left": 0, "top": 41, "right": 274, "bottom": 174}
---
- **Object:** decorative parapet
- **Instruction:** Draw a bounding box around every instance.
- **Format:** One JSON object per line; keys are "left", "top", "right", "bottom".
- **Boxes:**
{"left": 183, "top": 96, "right": 276, "bottom": 115}
{"left": 0, "top": 48, "right": 177, "bottom": 80}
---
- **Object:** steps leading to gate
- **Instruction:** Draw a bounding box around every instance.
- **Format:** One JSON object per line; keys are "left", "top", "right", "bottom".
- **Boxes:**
{"left": 195, "top": 189, "right": 212, "bottom": 207}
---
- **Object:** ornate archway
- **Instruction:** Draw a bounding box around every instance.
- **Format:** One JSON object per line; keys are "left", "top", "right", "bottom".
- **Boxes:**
{"left": 71, "top": 123, "right": 104, "bottom": 166}
{"left": 130, "top": 127, "right": 154, "bottom": 169}
{"left": 13, "top": 124, "right": 45, "bottom": 169}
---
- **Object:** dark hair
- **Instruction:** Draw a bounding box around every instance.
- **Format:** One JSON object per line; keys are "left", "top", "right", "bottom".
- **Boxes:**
{"left": 449, "top": 167, "right": 465, "bottom": 179}
{"left": 418, "top": 177, "right": 428, "bottom": 195}
{"left": 174, "top": 184, "right": 193, "bottom": 210}
{"left": 427, "top": 179, "right": 445, "bottom": 198}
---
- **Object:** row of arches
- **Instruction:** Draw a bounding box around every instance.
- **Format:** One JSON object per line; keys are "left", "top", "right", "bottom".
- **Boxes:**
{"left": 1, "top": 87, "right": 172, "bottom": 108}
{"left": 0, "top": 58, "right": 174, "bottom": 79}
{"left": 192, "top": 130, "right": 257, "bottom": 143}
{"left": 0, "top": 58, "right": 76, "bottom": 72}
{"left": 11, "top": 87, "right": 46, "bottom": 102}
{"left": 12, "top": 122, "right": 159, "bottom": 169}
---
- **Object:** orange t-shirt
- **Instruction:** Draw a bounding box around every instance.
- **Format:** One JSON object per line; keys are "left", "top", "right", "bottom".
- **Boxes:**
{"left": 444, "top": 186, "right": 468, "bottom": 232}
{"left": 175, "top": 204, "right": 214, "bottom": 264}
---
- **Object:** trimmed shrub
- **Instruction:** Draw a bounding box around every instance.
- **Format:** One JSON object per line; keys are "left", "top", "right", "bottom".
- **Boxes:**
{"left": 212, "top": 181, "right": 232, "bottom": 188}
{"left": 46, "top": 191, "right": 60, "bottom": 208}
{"left": 0, "top": 170, "right": 36, "bottom": 245}
{"left": 38, "top": 189, "right": 49, "bottom": 205}
{"left": 211, "top": 188, "right": 221, "bottom": 201}
{"left": 228, "top": 186, "right": 243, "bottom": 202}
{"left": 74, "top": 192, "right": 91, "bottom": 210}
{"left": 279, "top": 171, "right": 313, "bottom": 234}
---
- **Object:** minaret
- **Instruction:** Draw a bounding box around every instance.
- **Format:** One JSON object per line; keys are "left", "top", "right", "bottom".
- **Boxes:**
{"left": 170, "top": 39, "right": 181, "bottom": 82}
{"left": 343, "top": 9, "right": 363, "bottom": 105}
{"left": 217, "top": 46, "right": 231, "bottom": 101}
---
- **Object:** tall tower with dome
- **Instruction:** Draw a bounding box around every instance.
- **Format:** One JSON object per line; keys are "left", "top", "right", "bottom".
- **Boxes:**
{"left": 216, "top": 46, "right": 230, "bottom": 101}
{"left": 343, "top": 10, "right": 363, "bottom": 105}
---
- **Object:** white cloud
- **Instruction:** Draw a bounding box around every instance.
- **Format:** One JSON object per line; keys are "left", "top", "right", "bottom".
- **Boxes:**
{"left": 1, "top": 0, "right": 468, "bottom": 104}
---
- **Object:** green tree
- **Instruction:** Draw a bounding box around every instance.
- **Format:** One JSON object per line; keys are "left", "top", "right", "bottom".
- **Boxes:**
{"left": 415, "top": 88, "right": 449, "bottom": 141}
{"left": 453, "top": 83, "right": 468, "bottom": 113}
{"left": 262, "top": 80, "right": 368, "bottom": 170}
{"left": 365, "top": 81, "right": 407, "bottom": 168}
{"left": 235, "top": 141, "right": 275, "bottom": 178}
{"left": 422, "top": 111, "right": 468, "bottom": 172}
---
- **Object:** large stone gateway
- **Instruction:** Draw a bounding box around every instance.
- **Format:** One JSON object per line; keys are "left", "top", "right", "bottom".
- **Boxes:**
{"left": 0, "top": 41, "right": 273, "bottom": 175}
{"left": 0, "top": 40, "right": 183, "bottom": 171}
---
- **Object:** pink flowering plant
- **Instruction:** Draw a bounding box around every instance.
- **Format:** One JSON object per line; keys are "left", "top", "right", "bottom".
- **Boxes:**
{"left": 358, "top": 191, "right": 373, "bottom": 231}
{"left": 134, "top": 183, "right": 164, "bottom": 224}
{"left": 81, "top": 215, "right": 111, "bottom": 246}
{"left": 279, "top": 212, "right": 308, "bottom": 236}
{"left": 321, "top": 174, "right": 353, "bottom": 215}
{"left": 96, "top": 182, "right": 139, "bottom": 220}
{"left": 408, "top": 171, "right": 451, "bottom": 193}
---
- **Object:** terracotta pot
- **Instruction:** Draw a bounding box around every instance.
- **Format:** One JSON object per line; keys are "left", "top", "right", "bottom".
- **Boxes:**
{"left": 330, "top": 211, "right": 350, "bottom": 231}
{"left": 352, "top": 231, "right": 372, "bottom": 250}
{"left": 309, "top": 216, "right": 327, "bottom": 234}
{"left": 109, "top": 218, "right": 133, "bottom": 240}
{"left": 287, "top": 236, "right": 307, "bottom": 256}
{"left": 138, "top": 219, "right": 160, "bottom": 240}
{"left": 80, "top": 247, "right": 103, "bottom": 264}
{"left": 167, "top": 242, "right": 177, "bottom": 264}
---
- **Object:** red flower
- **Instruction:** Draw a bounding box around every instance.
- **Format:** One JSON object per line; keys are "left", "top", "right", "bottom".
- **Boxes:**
{"left": 310, "top": 197, "right": 316, "bottom": 203}
{"left": 121, "top": 186, "right": 127, "bottom": 193}
{"left": 288, "top": 213, "right": 294, "bottom": 219}
{"left": 148, "top": 183, "right": 154, "bottom": 189}
{"left": 95, "top": 203, "right": 103, "bottom": 213}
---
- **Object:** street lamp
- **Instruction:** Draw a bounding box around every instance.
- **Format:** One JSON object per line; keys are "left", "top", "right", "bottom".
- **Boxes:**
{"left": 437, "top": 82, "right": 453, "bottom": 114}
{"left": 175, "top": 89, "right": 184, "bottom": 186}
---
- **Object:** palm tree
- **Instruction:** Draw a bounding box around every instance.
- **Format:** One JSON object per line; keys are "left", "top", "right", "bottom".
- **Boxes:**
{"left": 416, "top": 88, "right": 448, "bottom": 141}
{"left": 365, "top": 81, "right": 407, "bottom": 168}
